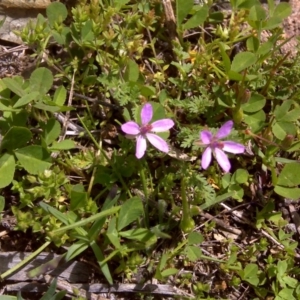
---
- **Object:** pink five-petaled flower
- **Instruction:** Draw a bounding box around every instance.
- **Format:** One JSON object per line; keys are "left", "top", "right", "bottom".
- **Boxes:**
{"left": 200, "top": 120, "right": 245, "bottom": 173}
{"left": 121, "top": 103, "right": 174, "bottom": 159}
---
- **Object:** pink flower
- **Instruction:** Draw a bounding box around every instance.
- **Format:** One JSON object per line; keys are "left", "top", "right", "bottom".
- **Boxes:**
{"left": 200, "top": 120, "right": 245, "bottom": 172}
{"left": 121, "top": 103, "right": 174, "bottom": 159}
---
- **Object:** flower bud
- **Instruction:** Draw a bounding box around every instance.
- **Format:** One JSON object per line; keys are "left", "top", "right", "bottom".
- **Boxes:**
{"left": 241, "top": 88, "right": 251, "bottom": 104}
{"left": 232, "top": 107, "right": 243, "bottom": 124}
{"left": 281, "top": 134, "right": 294, "bottom": 150}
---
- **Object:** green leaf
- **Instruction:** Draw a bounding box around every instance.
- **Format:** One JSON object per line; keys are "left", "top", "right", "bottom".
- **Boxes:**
{"left": 272, "top": 121, "right": 296, "bottom": 140}
{"left": 33, "top": 102, "right": 62, "bottom": 112}
{"left": 232, "top": 169, "right": 249, "bottom": 184}
{"left": 117, "top": 197, "right": 143, "bottom": 231}
{"left": 14, "top": 145, "right": 52, "bottom": 175}
{"left": 219, "top": 42, "right": 231, "bottom": 73}
{"left": 106, "top": 217, "right": 121, "bottom": 249}
{"left": 246, "top": 36, "right": 260, "bottom": 52}
{"left": 65, "top": 240, "right": 89, "bottom": 261}
{"left": 0, "top": 154, "right": 15, "bottom": 188}
{"left": 70, "top": 184, "right": 87, "bottom": 210}
{"left": 1, "top": 127, "right": 32, "bottom": 151}
{"left": 274, "top": 100, "right": 292, "bottom": 120}
{"left": 90, "top": 240, "right": 113, "bottom": 284}
{"left": 227, "top": 70, "right": 244, "bottom": 81}
{"left": 274, "top": 186, "right": 300, "bottom": 200}
{"left": 248, "top": 5, "right": 266, "bottom": 21}
{"left": 46, "top": 2, "right": 68, "bottom": 25}
{"left": 13, "top": 91, "right": 39, "bottom": 108}
{"left": 124, "top": 59, "right": 139, "bottom": 82}
{"left": 231, "top": 52, "right": 257, "bottom": 73}
{"left": 52, "top": 206, "right": 121, "bottom": 234}
{"left": 81, "top": 20, "right": 94, "bottom": 42}
{"left": 114, "top": 0, "right": 130, "bottom": 6}
{"left": 244, "top": 110, "right": 266, "bottom": 132}
{"left": 53, "top": 86, "right": 67, "bottom": 106}
{"left": 2, "top": 77, "right": 26, "bottom": 97}
{"left": 242, "top": 93, "right": 265, "bottom": 113}
{"left": 187, "top": 232, "right": 204, "bottom": 245}
{"left": 262, "top": 16, "right": 282, "bottom": 30}
{"left": 277, "top": 163, "right": 300, "bottom": 187}
{"left": 228, "top": 184, "right": 244, "bottom": 200}
{"left": 119, "top": 228, "right": 156, "bottom": 244}
{"left": 176, "top": 0, "right": 194, "bottom": 26}
{"left": 161, "top": 268, "right": 178, "bottom": 277}
{"left": 281, "top": 275, "right": 298, "bottom": 288}
{"left": 200, "top": 192, "right": 235, "bottom": 210}
{"left": 49, "top": 140, "right": 76, "bottom": 150}
{"left": 273, "top": 2, "right": 292, "bottom": 20}
{"left": 278, "top": 108, "right": 300, "bottom": 122}
{"left": 184, "top": 245, "right": 203, "bottom": 262}
{"left": 183, "top": 5, "right": 209, "bottom": 30}
{"left": 277, "top": 259, "right": 287, "bottom": 276}
{"left": 236, "top": 0, "right": 260, "bottom": 9}
{"left": 242, "top": 263, "right": 259, "bottom": 286}
{"left": 29, "top": 67, "right": 53, "bottom": 95}
{"left": 40, "top": 118, "right": 61, "bottom": 146}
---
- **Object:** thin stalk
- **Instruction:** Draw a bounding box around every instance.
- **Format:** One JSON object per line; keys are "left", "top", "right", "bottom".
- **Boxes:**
{"left": 1, "top": 241, "right": 51, "bottom": 280}
{"left": 180, "top": 178, "right": 195, "bottom": 233}
{"left": 139, "top": 164, "right": 149, "bottom": 228}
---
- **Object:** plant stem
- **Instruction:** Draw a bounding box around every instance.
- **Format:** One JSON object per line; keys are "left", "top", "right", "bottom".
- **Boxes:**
{"left": 139, "top": 163, "right": 149, "bottom": 228}
{"left": 0, "top": 241, "right": 51, "bottom": 280}
{"left": 180, "top": 177, "right": 195, "bottom": 233}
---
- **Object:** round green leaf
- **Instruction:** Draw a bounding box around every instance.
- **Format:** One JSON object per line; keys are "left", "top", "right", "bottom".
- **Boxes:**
{"left": 15, "top": 145, "right": 52, "bottom": 175}
{"left": 46, "top": 2, "right": 68, "bottom": 26}
{"left": 248, "top": 5, "right": 266, "bottom": 21}
{"left": 232, "top": 169, "right": 249, "bottom": 184}
{"left": 272, "top": 122, "right": 296, "bottom": 140}
{"left": 274, "top": 186, "right": 300, "bottom": 200}
{"left": 244, "top": 110, "right": 265, "bottom": 132}
{"left": 29, "top": 67, "right": 53, "bottom": 95}
{"left": 231, "top": 52, "right": 257, "bottom": 73}
{"left": 1, "top": 127, "right": 32, "bottom": 151}
{"left": 242, "top": 93, "right": 265, "bottom": 113}
{"left": 277, "top": 163, "right": 300, "bottom": 187}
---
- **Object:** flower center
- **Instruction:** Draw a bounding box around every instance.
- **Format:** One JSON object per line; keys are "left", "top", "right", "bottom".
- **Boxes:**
{"left": 211, "top": 140, "right": 224, "bottom": 149}
{"left": 140, "top": 124, "right": 153, "bottom": 134}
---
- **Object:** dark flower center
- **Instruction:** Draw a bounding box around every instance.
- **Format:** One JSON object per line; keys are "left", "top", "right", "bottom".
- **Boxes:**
{"left": 140, "top": 124, "right": 153, "bottom": 134}
{"left": 211, "top": 141, "right": 224, "bottom": 149}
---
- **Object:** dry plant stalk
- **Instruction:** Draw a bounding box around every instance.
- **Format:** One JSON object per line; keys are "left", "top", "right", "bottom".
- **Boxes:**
{"left": 0, "top": 0, "right": 51, "bottom": 9}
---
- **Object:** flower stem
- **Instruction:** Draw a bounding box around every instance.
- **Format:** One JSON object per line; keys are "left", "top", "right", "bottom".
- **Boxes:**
{"left": 180, "top": 177, "right": 195, "bottom": 233}
{"left": 139, "top": 162, "right": 149, "bottom": 228}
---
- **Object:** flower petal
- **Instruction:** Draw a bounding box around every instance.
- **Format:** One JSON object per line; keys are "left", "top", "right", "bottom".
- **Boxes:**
{"left": 151, "top": 119, "right": 174, "bottom": 132}
{"left": 200, "top": 131, "right": 213, "bottom": 144}
{"left": 222, "top": 141, "right": 245, "bottom": 154}
{"left": 215, "top": 148, "right": 231, "bottom": 172}
{"left": 215, "top": 120, "right": 233, "bottom": 139}
{"left": 141, "top": 103, "right": 153, "bottom": 125}
{"left": 121, "top": 121, "right": 140, "bottom": 135}
{"left": 136, "top": 135, "right": 147, "bottom": 159}
{"left": 146, "top": 133, "right": 169, "bottom": 153}
{"left": 201, "top": 147, "right": 212, "bottom": 169}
